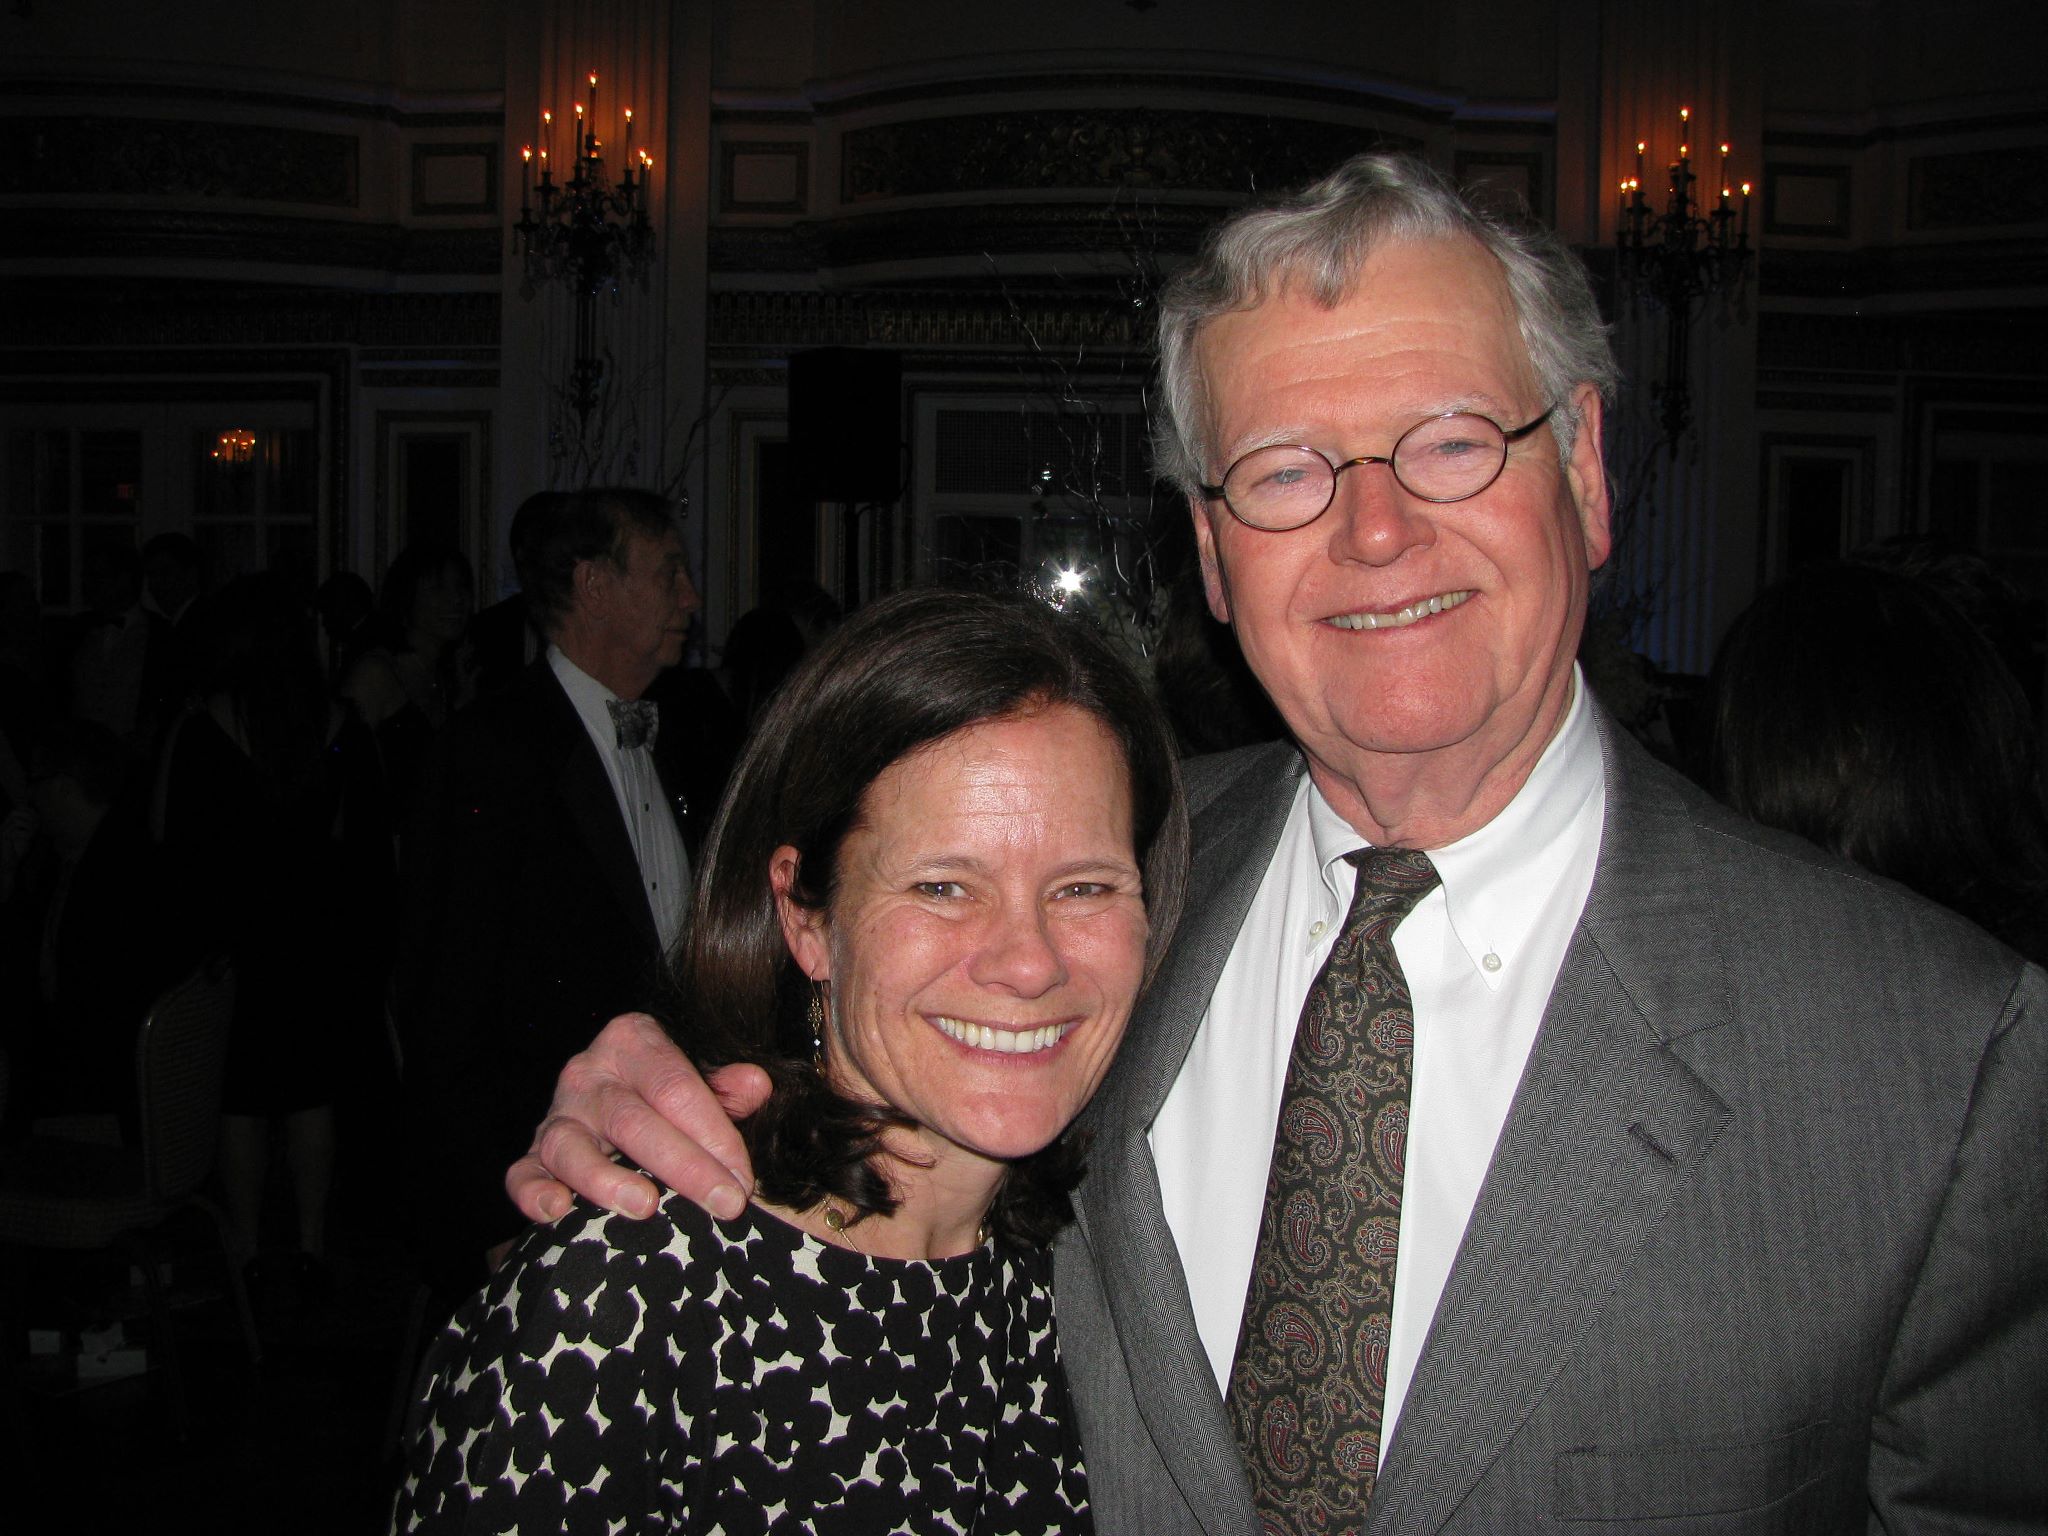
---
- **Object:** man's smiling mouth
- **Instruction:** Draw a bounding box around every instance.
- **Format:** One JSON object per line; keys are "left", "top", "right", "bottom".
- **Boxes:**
{"left": 1326, "top": 590, "right": 1474, "bottom": 631}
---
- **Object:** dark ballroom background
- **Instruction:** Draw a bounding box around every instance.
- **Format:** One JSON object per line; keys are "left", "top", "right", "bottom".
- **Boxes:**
{"left": 2, "top": 0, "right": 2043, "bottom": 1529}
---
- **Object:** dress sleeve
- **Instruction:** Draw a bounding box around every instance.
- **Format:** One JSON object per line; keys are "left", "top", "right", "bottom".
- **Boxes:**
{"left": 389, "top": 1198, "right": 713, "bottom": 1535}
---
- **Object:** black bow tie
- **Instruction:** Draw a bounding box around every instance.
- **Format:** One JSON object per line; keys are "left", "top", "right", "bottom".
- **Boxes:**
{"left": 607, "top": 697, "right": 658, "bottom": 750}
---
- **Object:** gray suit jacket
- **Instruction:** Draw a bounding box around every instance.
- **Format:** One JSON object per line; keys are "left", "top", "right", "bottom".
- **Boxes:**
{"left": 1056, "top": 708, "right": 2048, "bottom": 1533}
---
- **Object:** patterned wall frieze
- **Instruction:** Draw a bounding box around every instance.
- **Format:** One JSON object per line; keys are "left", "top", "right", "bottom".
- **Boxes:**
{"left": 1757, "top": 309, "right": 2048, "bottom": 376}
{"left": 0, "top": 280, "right": 499, "bottom": 351}
{"left": 841, "top": 109, "right": 1416, "bottom": 202}
{"left": 709, "top": 285, "right": 1158, "bottom": 355}
{"left": 0, "top": 208, "right": 499, "bottom": 274}
{"left": 1761, "top": 241, "right": 2048, "bottom": 301}
{"left": 1908, "top": 147, "right": 2048, "bottom": 231}
{"left": 715, "top": 199, "right": 1228, "bottom": 274}
{"left": 0, "top": 115, "right": 360, "bottom": 205}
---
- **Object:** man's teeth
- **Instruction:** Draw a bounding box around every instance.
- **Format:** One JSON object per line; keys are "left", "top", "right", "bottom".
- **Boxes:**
{"left": 933, "top": 1017, "right": 1071, "bottom": 1054}
{"left": 1328, "top": 590, "right": 1473, "bottom": 630}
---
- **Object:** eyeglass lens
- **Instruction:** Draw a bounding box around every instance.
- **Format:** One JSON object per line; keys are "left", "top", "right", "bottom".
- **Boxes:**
{"left": 1222, "top": 414, "right": 1510, "bottom": 528}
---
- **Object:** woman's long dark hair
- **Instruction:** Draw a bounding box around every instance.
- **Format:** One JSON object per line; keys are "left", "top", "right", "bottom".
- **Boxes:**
{"left": 1703, "top": 559, "right": 2048, "bottom": 958}
{"left": 674, "top": 587, "right": 1189, "bottom": 1247}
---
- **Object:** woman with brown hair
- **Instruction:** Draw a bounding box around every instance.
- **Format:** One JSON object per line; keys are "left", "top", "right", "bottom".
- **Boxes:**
{"left": 394, "top": 588, "right": 1187, "bottom": 1535}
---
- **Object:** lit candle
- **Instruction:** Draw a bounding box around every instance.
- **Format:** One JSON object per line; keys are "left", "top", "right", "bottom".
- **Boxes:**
{"left": 521, "top": 145, "right": 533, "bottom": 209}
{"left": 1636, "top": 139, "right": 1646, "bottom": 183}
{"left": 1740, "top": 181, "right": 1752, "bottom": 241}
{"left": 574, "top": 103, "right": 585, "bottom": 162}
{"left": 624, "top": 107, "right": 634, "bottom": 151}
{"left": 539, "top": 147, "right": 551, "bottom": 187}
{"left": 542, "top": 109, "right": 553, "bottom": 164}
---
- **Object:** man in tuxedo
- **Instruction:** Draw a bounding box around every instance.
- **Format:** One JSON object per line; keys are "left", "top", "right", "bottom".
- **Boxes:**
{"left": 501, "top": 157, "right": 2045, "bottom": 1530}
{"left": 399, "top": 486, "right": 699, "bottom": 1300}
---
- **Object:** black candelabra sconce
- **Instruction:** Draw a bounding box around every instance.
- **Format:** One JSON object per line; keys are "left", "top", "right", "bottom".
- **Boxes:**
{"left": 513, "top": 72, "right": 657, "bottom": 434}
{"left": 1617, "top": 107, "right": 1753, "bottom": 449}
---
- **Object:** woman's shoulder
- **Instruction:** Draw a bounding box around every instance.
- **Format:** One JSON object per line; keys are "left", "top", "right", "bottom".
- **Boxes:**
{"left": 485, "top": 1180, "right": 805, "bottom": 1314}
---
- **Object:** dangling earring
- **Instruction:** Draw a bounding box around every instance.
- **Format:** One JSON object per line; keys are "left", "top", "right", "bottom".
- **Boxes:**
{"left": 808, "top": 980, "right": 828, "bottom": 1070}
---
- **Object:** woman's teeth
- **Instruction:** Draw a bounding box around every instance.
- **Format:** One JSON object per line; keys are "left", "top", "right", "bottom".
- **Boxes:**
{"left": 1328, "top": 590, "right": 1473, "bottom": 630}
{"left": 933, "top": 1017, "right": 1071, "bottom": 1054}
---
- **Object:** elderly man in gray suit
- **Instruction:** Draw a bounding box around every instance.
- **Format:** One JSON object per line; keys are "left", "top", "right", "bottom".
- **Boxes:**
{"left": 500, "top": 154, "right": 2046, "bottom": 1532}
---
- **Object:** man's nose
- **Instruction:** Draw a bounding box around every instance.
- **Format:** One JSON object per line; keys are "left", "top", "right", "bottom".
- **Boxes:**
{"left": 674, "top": 565, "right": 700, "bottom": 616}
{"left": 1325, "top": 457, "right": 1436, "bottom": 567}
{"left": 967, "top": 902, "right": 1068, "bottom": 998}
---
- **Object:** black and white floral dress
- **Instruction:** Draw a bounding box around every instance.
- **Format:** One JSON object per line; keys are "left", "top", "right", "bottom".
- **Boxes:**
{"left": 391, "top": 1190, "right": 1093, "bottom": 1535}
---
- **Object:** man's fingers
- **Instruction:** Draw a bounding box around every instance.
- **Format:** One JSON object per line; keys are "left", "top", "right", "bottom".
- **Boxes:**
{"left": 709, "top": 1061, "right": 774, "bottom": 1121}
{"left": 504, "top": 1152, "right": 575, "bottom": 1225}
{"left": 537, "top": 1111, "right": 662, "bottom": 1218}
{"left": 600, "top": 1090, "right": 749, "bottom": 1222}
{"left": 514, "top": 1011, "right": 756, "bottom": 1223}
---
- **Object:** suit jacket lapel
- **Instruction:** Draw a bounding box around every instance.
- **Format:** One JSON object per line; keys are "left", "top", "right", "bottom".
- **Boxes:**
{"left": 1075, "top": 741, "right": 1303, "bottom": 1534}
{"left": 1367, "top": 713, "right": 1735, "bottom": 1535}
{"left": 533, "top": 665, "right": 662, "bottom": 957}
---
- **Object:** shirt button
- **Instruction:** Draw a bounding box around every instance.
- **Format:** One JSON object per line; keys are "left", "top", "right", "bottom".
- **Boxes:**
{"left": 1309, "top": 920, "right": 1327, "bottom": 940}
{"left": 1482, "top": 952, "right": 1503, "bottom": 973}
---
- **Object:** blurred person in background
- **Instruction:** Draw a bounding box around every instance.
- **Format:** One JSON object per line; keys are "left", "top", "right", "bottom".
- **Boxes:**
{"left": 1703, "top": 557, "right": 2048, "bottom": 963}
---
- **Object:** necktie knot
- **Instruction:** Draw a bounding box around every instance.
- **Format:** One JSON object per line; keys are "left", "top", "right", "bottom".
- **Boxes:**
{"left": 608, "top": 697, "right": 658, "bottom": 750}
{"left": 1344, "top": 845, "right": 1440, "bottom": 919}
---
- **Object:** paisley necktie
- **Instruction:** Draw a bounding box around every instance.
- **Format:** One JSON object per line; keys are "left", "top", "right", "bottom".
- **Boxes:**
{"left": 1228, "top": 845, "right": 1440, "bottom": 1534}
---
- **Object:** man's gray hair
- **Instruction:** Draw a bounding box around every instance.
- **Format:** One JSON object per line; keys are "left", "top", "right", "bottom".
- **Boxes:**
{"left": 1151, "top": 152, "right": 1620, "bottom": 497}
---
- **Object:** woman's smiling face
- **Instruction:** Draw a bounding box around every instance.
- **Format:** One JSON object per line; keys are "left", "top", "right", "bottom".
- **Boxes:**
{"left": 774, "top": 703, "right": 1149, "bottom": 1181}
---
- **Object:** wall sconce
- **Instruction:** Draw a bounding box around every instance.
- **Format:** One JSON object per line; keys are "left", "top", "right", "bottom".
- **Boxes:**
{"left": 512, "top": 72, "right": 657, "bottom": 435}
{"left": 1617, "top": 107, "right": 1753, "bottom": 448}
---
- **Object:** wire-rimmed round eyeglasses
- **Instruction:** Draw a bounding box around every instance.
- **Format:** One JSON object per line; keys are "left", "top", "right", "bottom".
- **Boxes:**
{"left": 1198, "top": 406, "right": 1557, "bottom": 532}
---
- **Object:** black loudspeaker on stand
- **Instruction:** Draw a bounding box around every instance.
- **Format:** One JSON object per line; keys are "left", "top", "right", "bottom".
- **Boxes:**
{"left": 787, "top": 347, "right": 903, "bottom": 505}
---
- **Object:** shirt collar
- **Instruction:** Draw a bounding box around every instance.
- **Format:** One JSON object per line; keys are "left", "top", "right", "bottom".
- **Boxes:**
{"left": 548, "top": 644, "right": 622, "bottom": 758}
{"left": 1306, "top": 666, "right": 1606, "bottom": 988}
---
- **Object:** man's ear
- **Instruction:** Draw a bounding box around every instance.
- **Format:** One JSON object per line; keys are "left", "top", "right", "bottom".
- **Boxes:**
{"left": 574, "top": 556, "right": 610, "bottom": 616}
{"left": 1190, "top": 497, "right": 1232, "bottom": 623}
{"left": 1563, "top": 383, "right": 1613, "bottom": 571}
{"left": 769, "top": 845, "right": 830, "bottom": 980}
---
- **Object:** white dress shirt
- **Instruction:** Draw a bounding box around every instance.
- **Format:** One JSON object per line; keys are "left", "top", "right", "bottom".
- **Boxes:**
{"left": 1148, "top": 671, "right": 1606, "bottom": 1465}
{"left": 548, "top": 646, "right": 692, "bottom": 949}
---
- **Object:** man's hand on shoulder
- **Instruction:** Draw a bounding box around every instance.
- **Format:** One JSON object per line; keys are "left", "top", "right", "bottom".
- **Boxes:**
{"left": 506, "top": 1011, "right": 771, "bottom": 1224}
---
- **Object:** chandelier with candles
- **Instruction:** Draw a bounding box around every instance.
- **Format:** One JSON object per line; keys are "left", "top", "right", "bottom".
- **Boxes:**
{"left": 514, "top": 72, "right": 656, "bottom": 430}
{"left": 1617, "top": 107, "right": 1753, "bottom": 448}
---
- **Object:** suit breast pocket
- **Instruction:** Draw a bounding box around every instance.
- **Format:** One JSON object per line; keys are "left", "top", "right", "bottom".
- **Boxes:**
{"left": 1553, "top": 1421, "right": 1847, "bottom": 1526}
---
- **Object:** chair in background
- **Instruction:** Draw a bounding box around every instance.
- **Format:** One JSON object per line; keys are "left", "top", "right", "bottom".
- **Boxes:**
{"left": 0, "top": 961, "right": 258, "bottom": 1431}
